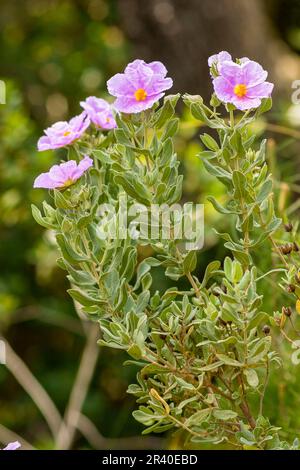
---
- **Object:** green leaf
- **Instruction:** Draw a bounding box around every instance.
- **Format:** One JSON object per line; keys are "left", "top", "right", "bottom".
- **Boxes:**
{"left": 256, "top": 180, "right": 273, "bottom": 204}
{"left": 183, "top": 251, "right": 197, "bottom": 274}
{"left": 244, "top": 369, "right": 259, "bottom": 388}
{"left": 56, "top": 234, "right": 89, "bottom": 264}
{"left": 114, "top": 174, "right": 151, "bottom": 205}
{"left": 232, "top": 170, "right": 247, "bottom": 200}
{"left": 201, "top": 261, "right": 221, "bottom": 288}
{"left": 212, "top": 409, "right": 238, "bottom": 421}
{"left": 257, "top": 97, "right": 272, "bottom": 116}
{"left": 162, "top": 118, "right": 179, "bottom": 140}
{"left": 67, "top": 288, "right": 104, "bottom": 307}
{"left": 207, "top": 196, "right": 235, "bottom": 215}
{"left": 31, "top": 204, "right": 56, "bottom": 229}
{"left": 200, "top": 133, "right": 219, "bottom": 151}
{"left": 216, "top": 354, "right": 243, "bottom": 367}
{"left": 185, "top": 408, "right": 211, "bottom": 426}
{"left": 128, "top": 343, "right": 144, "bottom": 360}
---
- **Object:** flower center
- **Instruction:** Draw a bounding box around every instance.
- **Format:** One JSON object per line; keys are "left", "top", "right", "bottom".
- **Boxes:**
{"left": 134, "top": 88, "right": 147, "bottom": 101}
{"left": 63, "top": 131, "right": 71, "bottom": 136}
{"left": 234, "top": 84, "right": 247, "bottom": 98}
{"left": 62, "top": 178, "right": 74, "bottom": 188}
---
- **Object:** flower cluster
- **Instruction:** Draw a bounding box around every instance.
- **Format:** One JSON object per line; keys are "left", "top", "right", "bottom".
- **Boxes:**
{"left": 33, "top": 54, "right": 273, "bottom": 192}
{"left": 34, "top": 59, "right": 173, "bottom": 189}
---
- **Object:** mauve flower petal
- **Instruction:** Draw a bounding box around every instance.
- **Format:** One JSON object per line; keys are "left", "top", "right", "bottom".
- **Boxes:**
{"left": 208, "top": 51, "right": 232, "bottom": 67}
{"left": 34, "top": 172, "right": 60, "bottom": 189}
{"left": 107, "top": 74, "right": 135, "bottom": 97}
{"left": 3, "top": 442, "right": 21, "bottom": 451}
{"left": 78, "top": 156, "right": 94, "bottom": 173}
{"left": 247, "top": 81, "right": 274, "bottom": 98}
{"left": 80, "top": 97, "right": 116, "bottom": 129}
{"left": 59, "top": 160, "right": 79, "bottom": 180}
{"left": 147, "top": 77, "right": 173, "bottom": 96}
{"left": 241, "top": 60, "right": 268, "bottom": 87}
{"left": 240, "top": 57, "right": 250, "bottom": 64}
{"left": 213, "top": 77, "right": 235, "bottom": 103}
{"left": 218, "top": 61, "right": 244, "bottom": 85}
{"left": 37, "top": 136, "right": 52, "bottom": 151}
{"left": 125, "top": 61, "right": 153, "bottom": 89}
{"left": 148, "top": 61, "right": 168, "bottom": 76}
{"left": 114, "top": 93, "right": 165, "bottom": 113}
{"left": 232, "top": 96, "right": 262, "bottom": 111}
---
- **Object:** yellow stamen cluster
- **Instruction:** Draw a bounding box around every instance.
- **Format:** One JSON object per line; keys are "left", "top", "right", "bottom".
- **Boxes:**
{"left": 134, "top": 88, "right": 147, "bottom": 101}
{"left": 234, "top": 84, "right": 247, "bottom": 98}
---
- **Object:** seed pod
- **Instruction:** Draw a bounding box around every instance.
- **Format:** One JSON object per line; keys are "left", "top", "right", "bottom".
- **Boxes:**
{"left": 262, "top": 325, "right": 271, "bottom": 335}
{"left": 293, "top": 242, "right": 300, "bottom": 252}
{"left": 282, "top": 306, "right": 292, "bottom": 317}
{"left": 280, "top": 244, "right": 293, "bottom": 255}
{"left": 284, "top": 223, "right": 293, "bottom": 232}
{"left": 286, "top": 284, "right": 296, "bottom": 293}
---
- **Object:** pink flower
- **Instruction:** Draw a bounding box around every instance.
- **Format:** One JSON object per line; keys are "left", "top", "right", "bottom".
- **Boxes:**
{"left": 38, "top": 112, "right": 90, "bottom": 151}
{"left": 2, "top": 441, "right": 21, "bottom": 450}
{"left": 107, "top": 59, "right": 173, "bottom": 113}
{"left": 213, "top": 59, "right": 274, "bottom": 111}
{"left": 33, "top": 156, "right": 93, "bottom": 189}
{"left": 80, "top": 97, "right": 116, "bottom": 130}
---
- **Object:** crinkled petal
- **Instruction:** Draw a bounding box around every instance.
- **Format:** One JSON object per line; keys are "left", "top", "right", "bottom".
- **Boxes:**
{"left": 33, "top": 172, "right": 60, "bottom": 189}
{"left": 107, "top": 73, "right": 135, "bottom": 97}
{"left": 58, "top": 160, "right": 79, "bottom": 180}
{"left": 113, "top": 93, "right": 165, "bottom": 113}
{"left": 218, "top": 61, "right": 244, "bottom": 85}
{"left": 148, "top": 61, "right": 168, "bottom": 76}
{"left": 240, "top": 60, "right": 268, "bottom": 87}
{"left": 77, "top": 156, "right": 93, "bottom": 173}
{"left": 213, "top": 77, "right": 235, "bottom": 103}
{"left": 247, "top": 81, "right": 274, "bottom": 98}
{"left": 37, "top": 136, "right": 52, "bottom": 151}
{"left": 208, "top": 51, "right": 232, "bottom": 67}
{"left": 232, "top": 96, "right": 262, "bottom": 111}
{"left": 146, "top": 77, "right": 173, "bottom": 96}
{"left": 125, "top": 60, "right": 153, "bottom": 89}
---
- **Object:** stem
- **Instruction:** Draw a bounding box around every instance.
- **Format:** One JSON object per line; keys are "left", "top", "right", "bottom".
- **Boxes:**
{"left": 4, "top": 339, "right": 63, "bottom": 438}
{"left": 55, "top": 323, "right": 99, "bottom": 449}
{"left": 237, "top": 375, "right": 256, "bottom": 430}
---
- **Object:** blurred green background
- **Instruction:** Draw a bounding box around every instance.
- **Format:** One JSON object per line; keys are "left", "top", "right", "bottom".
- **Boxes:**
{"left": 1, "top": 0, "right": 300, "bottom": 449}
